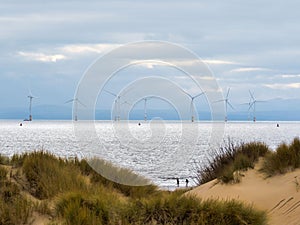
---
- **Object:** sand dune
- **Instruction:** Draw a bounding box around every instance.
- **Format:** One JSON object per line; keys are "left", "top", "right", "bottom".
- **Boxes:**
{"left": 187, "top": 163, "right": 300, "bottom": 225}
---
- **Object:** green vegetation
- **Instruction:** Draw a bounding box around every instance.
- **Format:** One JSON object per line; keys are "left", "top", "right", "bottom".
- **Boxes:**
{"left": 88, "top": 157, "right": 151, "bottom": 186}
{"left": 262, "top": 137, "right": 300, "bottom": 176}
{"left": 82, "top": 158, "right": 158, "bottom": 199}
{"left": 0, "top": 167, "right": 33, "bottom": 225}
{"left": 22, "top": 151, "right": 87, "bottom": 199}
{"left": 0, "top": 155, "right": 9, "bottom": 165}
{"left": 55, "top": 191, "right": 120, "bottom": 225}
{"left": 54, "top": 190, "right": 266, "bottom": 225}
{"left": 0, "top": 151, "right": 267, "bottom": 224}
{"left": 124, "top": 191, "right": 266, "bottom": 225}
{"left": 195, "top": 141, "right": 270, "bottom": 184}
{"left": 0, "top": 167, "right": 7, "bottom": 180}
{"left": 196, "top": 138, "right": 300, "bottom": 184}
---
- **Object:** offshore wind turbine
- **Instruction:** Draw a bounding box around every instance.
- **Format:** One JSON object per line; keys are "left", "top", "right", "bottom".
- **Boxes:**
{"left": 104, "top": 89, "right": 131, "bottom": 121}
{"left": 104, "top": 90, "right": 121, "bottom": 121}
{"left": 27, "top": 90, "right": 36, "bottom": 121}
{"left": 214, "top": 88, "right": 234, "bottom": 122}
{"left": 248, "top": 90, "right": 265, "bottom": 122}
{"left": 181, "top": 90, "right": 205, "bottom": 122}
{"left": 240, "top": 95, "right": 253, "bottom": 121}
{"left": 65, "top": 98, "right": 85, "bottom": 121}
{"left": 142, "top": 96, "right": 155, "bottom": 121}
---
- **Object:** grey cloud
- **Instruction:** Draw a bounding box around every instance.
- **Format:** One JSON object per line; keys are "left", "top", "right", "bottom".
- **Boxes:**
{"left": 1, "top": 0, "right": 300, "bottom": 109}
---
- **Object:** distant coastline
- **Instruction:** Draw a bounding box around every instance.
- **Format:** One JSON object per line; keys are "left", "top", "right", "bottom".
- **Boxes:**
{"left": 1, "top": 108, "right": 300, "bottom": 121}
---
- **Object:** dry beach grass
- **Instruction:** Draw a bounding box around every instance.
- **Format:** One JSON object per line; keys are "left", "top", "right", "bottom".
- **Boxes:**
{"left": 0, "top": 150, "right": 267, "bottom": 225}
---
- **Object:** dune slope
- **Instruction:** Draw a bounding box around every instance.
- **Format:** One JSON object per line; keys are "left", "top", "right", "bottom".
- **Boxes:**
{"left": 188, "top": 165, "right": 300, "bottom": 225}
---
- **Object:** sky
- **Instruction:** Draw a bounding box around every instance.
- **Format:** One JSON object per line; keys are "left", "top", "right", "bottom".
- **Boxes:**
{"left": 1, "top": 0, "right": 300, "bottom": 120}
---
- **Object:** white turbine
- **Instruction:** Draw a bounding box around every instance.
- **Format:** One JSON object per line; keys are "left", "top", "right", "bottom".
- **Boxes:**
{"left": 248, "top": 90, "right": 265, "bottom": 122}
{"left": 181, "top": 90, "right": 205, "bottom": 122}
{"left": 142, "top": 96, "right": 155, "bottom": 121}
{"left": 104, "top": 89, "right": 131, "bottom": 121}
{"left": 65, "top": 98, "right": 85, "bottom": 121}
{"left": 27, "top": 90, "right": 37, "bottom": 121}
{"left": 241, "top": 96, "right": 253, "bottom": 121}
{"left": 214, "top": 88, "right": 234, "bottom": 122}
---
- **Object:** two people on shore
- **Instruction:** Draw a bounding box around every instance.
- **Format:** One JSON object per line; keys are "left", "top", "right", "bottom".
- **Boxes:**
{"left": 176, "top": 178, "right": 189, "bottom": 187}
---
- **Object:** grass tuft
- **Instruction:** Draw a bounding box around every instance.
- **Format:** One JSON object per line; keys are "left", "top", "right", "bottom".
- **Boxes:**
{"left": 22, "top": 151, "right": 87, "bottom": 199}
{"left": 195, "top": 141, "right": 269, "bottom": 184}
{"left": 262, "top": 137, "right": 300, "bottom": 176}
{"left": 0, "top": 166, "right": 33, "bottom": 224}
{"left": 0, "top": 167, "right": 7, "bottom": 181}
{"left": 0, "top": 155, "right": 10, "bottom": 165}
{"left": 124, "top": 191, "right": 267, "bottom": 225}
{"left": 77, "top": 158, "right": 158, "bottom": 199}
{"left": 55, "top": 192, "right": 111, "bottom": 225}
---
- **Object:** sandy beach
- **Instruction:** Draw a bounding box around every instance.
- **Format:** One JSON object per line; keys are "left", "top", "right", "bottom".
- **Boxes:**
{"left": 187, "top": 160, "right": 300, "bottom": 225}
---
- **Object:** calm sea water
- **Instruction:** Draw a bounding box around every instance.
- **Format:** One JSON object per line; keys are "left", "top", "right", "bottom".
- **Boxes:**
{"left": 0, "top": 120, "right": 299, "bottom": 189}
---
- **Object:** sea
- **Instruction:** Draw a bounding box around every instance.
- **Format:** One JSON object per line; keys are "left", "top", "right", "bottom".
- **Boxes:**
{"left": 0, "top": 120, "right": 299, "bottom": 190}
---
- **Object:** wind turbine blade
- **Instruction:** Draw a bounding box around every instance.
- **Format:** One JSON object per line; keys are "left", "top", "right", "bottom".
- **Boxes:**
{"left": 248, "top": 97, "right": 252, "bottom": 105}
{"left": 146, "top": 96, "right": 155, "bottom": 100}
{"left": 28, "top": 89, "right": 37, "bottom": 98}
{"left": 28, "top": 87, "right": 33, "bottom": 97}
{"left": 256, "top": 100, "right": 267, "bottom": 103}
{"left": 213, "top": 99, "right": 225, "bottom": 103}
{"left": 65, "top": 99, "right": 74, "bottom": 104}
{"left": 120, "top": 100, "right": 131, "bottom": 105}
{"left": 104, "top": 89, "right": 117, "bottom": 97}
{"left": 227, "top": 101, "right": 235, "bottom": 110}
{"left": 226, "top": 88, "right": 231, "bottom": 99}
{"left": 124, "top": 101, "right": 131, "bottom": 105}
{"left": 179, "top": 88, "right": 193, "bottom": 99}
{"left": 179, "top": 88, "right": 188, "bottom": 95}
{"left": 193, "top": 91, "right": 205, "bottom": 99}
{"left": 77, "top": 99, "right": 86, "bottom": 107}
{"left": 265, "top": 97, "right": 283, "bottom": 102}
{"left": 249, "top": 90, "right": 255, "bottom": 100}
{"left": 119, "top": 86, "right": 135, "bottom": 97}
{"left": 28, "top": 81, "right": 38, "bottom": 96}
{"left": 248, "top": 102, "right": 254, "bottom": 111}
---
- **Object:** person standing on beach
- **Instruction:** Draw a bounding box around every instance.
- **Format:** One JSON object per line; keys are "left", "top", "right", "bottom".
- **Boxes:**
{"left": 185, "top": 179, "right": 189, "bottom": 187}
{"left": 176, "top": 178, "right": 179, "bottom": 187}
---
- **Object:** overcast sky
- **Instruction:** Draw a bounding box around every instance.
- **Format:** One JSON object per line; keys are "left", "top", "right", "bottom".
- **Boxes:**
{"left": 1, "top": 0, "right": 300, "bottom": 112}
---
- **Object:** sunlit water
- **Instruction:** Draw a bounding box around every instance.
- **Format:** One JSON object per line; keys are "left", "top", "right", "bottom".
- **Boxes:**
{"left": 0, "top": 120, "right": 299, "bottom": 189}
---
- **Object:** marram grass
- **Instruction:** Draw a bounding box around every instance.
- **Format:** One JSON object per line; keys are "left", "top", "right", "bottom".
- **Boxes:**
{"left": 0, "top": 149, "right": 269, "bottom": 225}
{"left": 261, "top": 137, "right": 300, "bottom": 176}
{"left": 195, "top": 140, "right": 269, "bottom": 184}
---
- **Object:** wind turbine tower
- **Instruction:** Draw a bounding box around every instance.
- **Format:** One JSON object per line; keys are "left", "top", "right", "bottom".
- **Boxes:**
{"left": 143, "top": 98, "right": 148, "bottom": 121}
{"left": 104, "top": 89, "right": 131, "bottom": 121}
{"left": 142, "top": 97, "right": 155, "bottom": 121}
{"left": 27, "top": 93, "right": 35, "bottom": 121}
{"left": 65, "top": 98, "right": 85, "bottom": 121}
{"left": 104, "top": 90, "right": 121, "bottom": 121}
{"left": 181, "top": 90, "right": 205, "bottom": 122}
{"left": 248, "top": 90, "right": 265, "bottom": 122}
{"left": 215, "top": 88, "right": 234, "bottom": 122}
